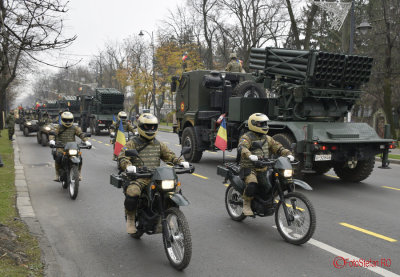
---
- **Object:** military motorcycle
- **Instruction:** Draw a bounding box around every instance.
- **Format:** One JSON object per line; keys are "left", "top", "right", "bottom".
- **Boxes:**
{"left": 217, "top": 149, "right": 316, "bottom": 245}
{"left": 50, "top": 140, "right": 91, "bottom": 200}
{"left": 110, "top": 147, "right": 195, "bottom": 270}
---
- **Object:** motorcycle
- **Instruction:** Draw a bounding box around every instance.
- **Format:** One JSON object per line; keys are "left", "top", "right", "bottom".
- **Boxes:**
{"left": 217, "top": 143, "right": 316, "bottom": 245}
{"left": 110, "top": 147, "right": 195, "bottom": 270}
{"left": 50, "top": 139, "right": 91, "bottom": 200}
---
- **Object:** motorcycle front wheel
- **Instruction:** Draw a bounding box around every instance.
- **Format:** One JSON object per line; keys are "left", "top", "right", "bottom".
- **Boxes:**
{"left": 275, "top": 192, "right": 316, "bottom": 245}
{"left": 68, "top": 165, "right": 80, "bottom": 200}
{"left": 225, "top": 185, "right": 246, "bottom": 222}
{"left": 163, "top": 207, "right": 192, "bottom": 270}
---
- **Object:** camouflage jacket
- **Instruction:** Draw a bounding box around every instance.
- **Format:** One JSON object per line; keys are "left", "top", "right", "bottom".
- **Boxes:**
{"left": 119, "top": 136, "right": 183, "bottom": 170}
{"left": 49, "top": 125, "right": 87, "bottom": 144}
{"left": 6, "top": 114, "right": 15, "bottom": 126}
{"left": 109, "top": 120, "right": 136, "bottom": 133}
{"left": 225, "top": 60, "right": 243, "bottom": 73}
{"left": 238, "top": 131, "right": 292, "bottom": 168}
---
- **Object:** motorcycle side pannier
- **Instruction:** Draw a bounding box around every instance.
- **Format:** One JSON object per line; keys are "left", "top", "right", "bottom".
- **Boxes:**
{"left": 110, "top": 174, "right": 123, "bottom": 188}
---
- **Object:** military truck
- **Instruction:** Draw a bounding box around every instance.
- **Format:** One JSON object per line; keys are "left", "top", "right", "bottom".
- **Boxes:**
{"left": 59, "top": 96, "right": 81, "bottom": 125}
{"left": 80, "top": 88, "right": 124, "bottom": 135}
{"left": 173, "top": 47, "right": 396, "bottom": 182}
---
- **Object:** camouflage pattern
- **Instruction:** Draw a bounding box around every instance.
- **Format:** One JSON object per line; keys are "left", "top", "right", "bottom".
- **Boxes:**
{"left": 119, "top": 136, "right": 183, "bottom": 198}
{"left": 6, "top": 113, "right": 15, "bottom": 140}
{"left": 225, "top": 60, "right": 243, "bottom": 72}
{"left": 109, "top": 120, "right": 136, "bottom": 133}
{"left": 239, "top": 131, "right": 292, "bottom": 169}
{"left": 49, "top": 125, "right": 88, "bottom": 144}
{"left": 39, "top": 115, "right": 52, "bottom": 125}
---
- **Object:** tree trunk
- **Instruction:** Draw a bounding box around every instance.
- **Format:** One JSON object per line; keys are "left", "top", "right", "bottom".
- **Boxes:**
{"left": 286, "top": 0, "right": 301, "bottom": 50}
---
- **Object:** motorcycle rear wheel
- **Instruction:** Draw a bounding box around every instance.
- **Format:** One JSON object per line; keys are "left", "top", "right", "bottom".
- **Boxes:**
{"left": 163, "top": 207, "right": 192, "bottom": 270}
{"left": 225, "top": 185, "right": 246, "bottom": 222}
{"left": 68, "top": 165, "right": 80, "bottom": 200}
{"left": 275, "top": 192, "right": 316, "bottom": 245}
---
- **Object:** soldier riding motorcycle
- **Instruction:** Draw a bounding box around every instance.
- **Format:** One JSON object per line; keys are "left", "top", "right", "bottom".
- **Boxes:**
{"left": 112, "top": 113, "right": 194, "bottom": 270}
{"left": 217, "top": 113, "right": 316, "bottom": 245}
{"left": 49, "top": 112, "right": 92, "bottom": 199}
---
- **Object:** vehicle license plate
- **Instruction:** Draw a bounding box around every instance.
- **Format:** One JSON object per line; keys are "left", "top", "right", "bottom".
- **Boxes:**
{"left": 98, "top": 124, "right": 105, "bottom": 127}
{"left": 315, "top": 154, "right": 332, "bottom": 161}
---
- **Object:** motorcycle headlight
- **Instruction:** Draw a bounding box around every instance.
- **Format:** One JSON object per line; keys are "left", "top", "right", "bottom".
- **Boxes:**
{"left": 161, "top": 180, "right": 175, "bottom": 190}
{"left": 283, "top": 169, "right": 293, "bottom": 177}
{"left": 26, "top": 122, "right": 32, "bottom": 125}
{"left": 68, "top": 149, "right": 78, "bottom": 156}
{"left": 45, "top": 127, "right": 51, "bottom": 131}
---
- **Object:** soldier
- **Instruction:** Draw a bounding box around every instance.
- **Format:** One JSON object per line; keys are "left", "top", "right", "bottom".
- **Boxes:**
{"left": 110, "top": 111, "right": 136, "bottom": 160}
{"left": 238, "top": 113, "right": 294, "bottom": 216}
{"left": 5, "top": 110, "right": 15, "bottom": 140}
{"left": 225, "top": 53, "right": 245, "bottom": 73}
{"left": 49, "top": 112, "right": 91, "bottom": 181}
{"left": 119, "top": 113, "right": 189, "bottom": 234}
{"left": 39, "top": 111, "right": 51, "bottom": 125}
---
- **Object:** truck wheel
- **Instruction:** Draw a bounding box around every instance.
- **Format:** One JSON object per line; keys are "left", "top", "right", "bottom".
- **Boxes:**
{"left": 41, "top": 133, "right": 48, "bottom": 147}
{"left": 95, "top": 126, "right": 100, "bottom": 136}
{"left": 333, "top": 159, "right": 375, "bottom": 182}
{"left": 37, "top": 132, "right": 42, "bottom": 144}
{"left": 182, "top": 127, "right": 203, "bottom": 162}
{"left": 23, "top": 127, "right": 29, "bottom": 137}
{"left": 233, "top": 80, "right": 266, "bottom": 98}
{"left": 313, "top": 162, "right": 332, "bottom": 175}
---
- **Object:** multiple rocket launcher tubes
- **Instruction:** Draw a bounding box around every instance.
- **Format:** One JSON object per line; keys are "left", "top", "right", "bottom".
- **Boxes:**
{"left": 249, "top": 47, "right": 373, "bottom": 89}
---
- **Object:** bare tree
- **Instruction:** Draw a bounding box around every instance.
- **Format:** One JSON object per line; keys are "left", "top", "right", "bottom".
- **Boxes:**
{"left": 0, "top": 0, "right": 76, "bottom": 128}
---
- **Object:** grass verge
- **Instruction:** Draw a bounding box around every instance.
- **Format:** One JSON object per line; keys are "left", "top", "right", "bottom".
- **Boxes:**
{"left": 0, "top": 130, "right": 43, "bottom": 276}
{"left": 376, "top": 153, "right": 400, "bottom": 160}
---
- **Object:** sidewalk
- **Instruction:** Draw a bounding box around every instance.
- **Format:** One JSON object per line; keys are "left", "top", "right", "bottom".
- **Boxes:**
{"left": 375, "top": 147, "right": 400, "bottom": 165}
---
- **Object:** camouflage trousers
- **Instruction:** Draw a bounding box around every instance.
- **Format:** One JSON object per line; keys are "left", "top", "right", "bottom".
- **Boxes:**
{"left": 243, "top": 168, "right": 268, "bottom": 197}
{"left": 8, "top": 127, "right": 14, "bottom": 140}
{"left": 125, "top": 178, "right": 151, "bottom": 198}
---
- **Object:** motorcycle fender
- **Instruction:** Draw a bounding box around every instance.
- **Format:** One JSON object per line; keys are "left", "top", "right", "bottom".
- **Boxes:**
{"left": 70, "top": 156, "right": 81, "bottom": 164}
{"left": 293, "top": 179, "right": 313, "bottom": 191}
{"left": 170, "top": 193, "right": 190, "bottom": 206}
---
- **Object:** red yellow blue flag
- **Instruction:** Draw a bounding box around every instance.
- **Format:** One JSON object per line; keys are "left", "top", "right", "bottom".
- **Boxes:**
{"left": 215, "top": 118, "right": 227, "bottom": 151}
{"left": 114, "top": 120, "right": 126, "bottom": 156}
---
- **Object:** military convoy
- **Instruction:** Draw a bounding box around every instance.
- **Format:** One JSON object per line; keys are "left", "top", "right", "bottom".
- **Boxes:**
{"left": 80, "top": 88, "right": 124, "bottom": 135}
{"left": 173, "top": 47, "right": 396, "bottom": 182}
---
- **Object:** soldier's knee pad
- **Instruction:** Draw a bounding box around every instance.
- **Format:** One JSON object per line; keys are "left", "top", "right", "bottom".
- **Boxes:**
{"left": 245, "top": 182, "right": 258, "bottom": 197}
{"left": 126, "top": 184, "right": 141, "bottom": 197}
{"left": 124, "top": 195, "right": 138, "bottom": 211}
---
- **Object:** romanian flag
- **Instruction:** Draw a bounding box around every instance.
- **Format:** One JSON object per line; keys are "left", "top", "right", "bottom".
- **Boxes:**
{"left": 114, "top": 120, "right": 126, "bottom": 156}
{"left": 112, "top": 114, "right": 117, "bottom": 124}
{"left": 215, "top": 118, "right": 227, "bottom": 151}
{"left": 182, "top": 53, "right": 188, "bottom": 62}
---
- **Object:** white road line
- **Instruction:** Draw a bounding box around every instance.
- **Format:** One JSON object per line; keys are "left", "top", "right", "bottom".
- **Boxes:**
{"left": 271, "top": 226, "right": 399, "bottom": 277}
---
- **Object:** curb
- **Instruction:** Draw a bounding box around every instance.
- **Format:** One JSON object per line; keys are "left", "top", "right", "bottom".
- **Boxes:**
{"left": 375, "top": 157, "right": 400, "bottom": 165}
{"left": 13, "top": 131, "right": 64, "bottom": 277}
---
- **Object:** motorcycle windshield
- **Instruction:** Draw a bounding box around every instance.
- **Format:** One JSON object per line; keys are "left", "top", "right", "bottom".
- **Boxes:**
{"left": 151, "top": 167, "right": 177, "bottom": 181}
{"left": 275, "top": 157, "right": 292, "bottom": 170}
{"left": 64, "top": 142, "right": 79, "bottom": 150}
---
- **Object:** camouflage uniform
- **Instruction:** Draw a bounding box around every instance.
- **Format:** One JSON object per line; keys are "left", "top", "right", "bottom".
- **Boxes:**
{"left": 39, "top": 115, "right": 51, "bottom": 125}
{"left": 6, "top": 113, "right": 15, "bottom": 140}
{"left": 49, "top": 125, "right": 88, "bottom": 177}
{"left": 118, "top": 136, "right": 183, "bottom": 216}
{"left": 239, "top": 131, "right": 292, "bottom": 194}
{"left": 225, "top": 59, "right": 243, "bottom": 73}
{"left": 110, "top": 120, "right": 136, "bottom": 159}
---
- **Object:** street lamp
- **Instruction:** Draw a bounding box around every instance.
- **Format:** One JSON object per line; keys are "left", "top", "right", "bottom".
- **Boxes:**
{"left": 139, "top": 30, "right": 156, "bottom": 115}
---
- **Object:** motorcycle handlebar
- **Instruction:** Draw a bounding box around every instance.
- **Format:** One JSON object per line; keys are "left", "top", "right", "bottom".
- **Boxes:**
{"left": 50, "top": 143, "right": 91, "bottom": 149}
{"left": 253, "top": 158, "right": 300, "bottom": 167}
{"left": 126, "top": 164, "right": 195, "bottom": 178}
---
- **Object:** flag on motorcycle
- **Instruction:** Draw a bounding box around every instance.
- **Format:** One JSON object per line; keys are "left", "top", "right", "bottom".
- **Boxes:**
{"left": 114, "top": 120, "right": 126, "bottom": 156}
{"left": 112, "top": 114, "right": 117, "bottom": 124}
{"left": 215, "top": 118, "right": 227, "bottom": 151}
{"left": 182, "top": 52, "right": 188, "bottom": 62}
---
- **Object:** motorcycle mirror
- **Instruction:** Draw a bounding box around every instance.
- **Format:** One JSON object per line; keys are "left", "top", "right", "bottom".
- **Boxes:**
{"left": 125, "top": 149, "right": 139, "bottom": 157}
{"left": 181, "top": 147, "right": 191, "bottom": 155}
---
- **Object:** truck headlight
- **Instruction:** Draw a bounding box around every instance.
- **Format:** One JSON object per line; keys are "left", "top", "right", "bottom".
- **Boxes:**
{"left": 45, "top": 127, "right": 51, "bottom": 131}
{"left": 283, "top": 169, "right": 293, "bottom": 177}
{"left": 68, "top": 149, "right": 78, "bottom": 156}
{"left": 161, "top": 180, "right": 175, "bottom": 190}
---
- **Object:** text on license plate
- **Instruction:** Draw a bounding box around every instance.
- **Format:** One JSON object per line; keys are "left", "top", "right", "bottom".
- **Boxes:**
{"left": 315, "top": 154, "right": 332, "bottom": 161}
{"left": 98, "top": 124, "right": 105, "bottom": 126}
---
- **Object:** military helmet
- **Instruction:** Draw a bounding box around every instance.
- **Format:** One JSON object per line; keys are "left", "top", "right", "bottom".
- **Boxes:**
{"left": 61, "top": 111, "right": 74, "bottom": 128}
{"left": 137, "top": 113, "right": 158, "bottom": 140}
{"left": 230, "top": 53, "right": 237, "bottom": 59}
{"left": 248, "top": 113, "right": 269, "bottom": 134}
{"left": 118, "top": 111, "right": 128, "bottom": 121}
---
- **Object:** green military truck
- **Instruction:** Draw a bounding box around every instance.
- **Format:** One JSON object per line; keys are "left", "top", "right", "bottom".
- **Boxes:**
{"left": 173, "top": 48, "right": 396, "bottom": 182}
{"left": 80, "top": 88, "right": 124, "bottom": 135}
{"left": 59, "top": 96, "right": 81, "bottom": 125}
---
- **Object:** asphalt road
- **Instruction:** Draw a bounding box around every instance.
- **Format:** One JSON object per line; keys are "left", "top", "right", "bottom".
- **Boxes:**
{"left": 16, "top": 130, "right": 400, "bottom": 277}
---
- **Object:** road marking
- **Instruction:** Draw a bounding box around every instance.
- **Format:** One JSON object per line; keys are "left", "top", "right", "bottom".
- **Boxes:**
{"left": 164, "top": 142, "right": 169, "bottom": 144}
{"left": 339, "top": 222, "right": 397, "bottom": 242}
{"left": 382, "top": 186, "right": 400, "bottom": 191}
{"left": 97, "top": 141, "right": 103, "bottom": 144}
{"left": 175, "top": 144, "right": 180, "bottom": 147}
{"left": 192, "top": 173, "right": 208, "bottom": 180}
{"left": 325, "top": 174, "right": 339, "bottom": 179}
{"left": 105, "top": 143, "right": 110, "bottom": 146}
{"left": 274, "top": 199, "right": 304, "bottom": 211}
{"left": 228, "top": 155, "right": 236, "bottom": 158}
{"left": 206, "top": 151, "right": 217, "bottom": 154}
{"left": 224, "top": 183, "right": 229, "bottom": 187}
